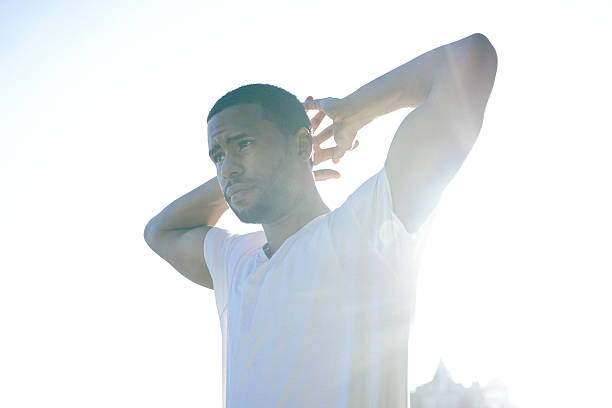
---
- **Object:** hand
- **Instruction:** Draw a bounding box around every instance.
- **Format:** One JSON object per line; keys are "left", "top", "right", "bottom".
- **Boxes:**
{"left": 306, "top": 101, "right": 340, "bottom": 181}
{"left": 303, "top": 96, "right": 360, "bottom": 164}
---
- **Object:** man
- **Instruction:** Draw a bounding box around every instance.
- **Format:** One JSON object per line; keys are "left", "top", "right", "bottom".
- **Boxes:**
{"left": 144, "top": 33, "right": 497, "bottom": 407}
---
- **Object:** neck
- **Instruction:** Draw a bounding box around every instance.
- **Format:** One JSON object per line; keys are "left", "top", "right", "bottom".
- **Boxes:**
{"left": 262, "top": 186, "right": 329, "bottom": 257}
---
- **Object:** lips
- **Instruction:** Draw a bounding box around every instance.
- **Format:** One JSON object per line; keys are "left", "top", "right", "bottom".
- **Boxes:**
{"left": 225, "top": 183, "right": 255, "bottom": 199}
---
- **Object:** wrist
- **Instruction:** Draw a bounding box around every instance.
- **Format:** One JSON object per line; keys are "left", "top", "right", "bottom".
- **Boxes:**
{"left": 339, "top": 95, "right": 372, "bottom": 131}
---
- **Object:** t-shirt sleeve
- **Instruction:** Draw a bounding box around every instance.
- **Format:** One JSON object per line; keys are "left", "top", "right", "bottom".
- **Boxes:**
{"left": 203, "top": 227, "right": 266, "bottom": 317}
{"left": 338, "top": 167, "right": 431, "bottom": 276}
{"left": 203, "top": 227, "right": 236, "bottom": 316}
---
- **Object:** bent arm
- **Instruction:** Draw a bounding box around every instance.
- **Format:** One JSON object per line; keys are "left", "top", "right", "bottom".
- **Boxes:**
{"left": 144, "top": 176, "right": 229, "bottom": 288}
{"left": 341, "top": 33, "right": 498, "bottom": 231}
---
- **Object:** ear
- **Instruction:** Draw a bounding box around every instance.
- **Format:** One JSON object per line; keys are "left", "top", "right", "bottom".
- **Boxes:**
{"left": 294, "top": 127, "right": 313, "bottom": 163}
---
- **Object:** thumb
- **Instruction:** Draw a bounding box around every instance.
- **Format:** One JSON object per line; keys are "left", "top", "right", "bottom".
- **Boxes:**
{"left": 313, "top": 169, "right": 341, "bottom": 181}
{"left": 303, "top": 96, "right": 318, "bottom": 110}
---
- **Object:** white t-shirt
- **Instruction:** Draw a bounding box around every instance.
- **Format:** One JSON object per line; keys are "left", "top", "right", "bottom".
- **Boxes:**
{"left": 204, "top": 168, "right": 422, "bottom": 408}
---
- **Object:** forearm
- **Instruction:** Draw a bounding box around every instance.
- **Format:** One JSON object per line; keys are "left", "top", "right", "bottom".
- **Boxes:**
{"left": 341, "top": 33, "right": 489, "bottom": 126}
{"left": 145, "top": 176, "right": 228, "bottom": 233}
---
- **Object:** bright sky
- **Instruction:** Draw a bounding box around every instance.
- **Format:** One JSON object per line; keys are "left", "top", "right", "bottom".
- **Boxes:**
{"left": 1, "top": 1, "right": 611, "bottom": 407}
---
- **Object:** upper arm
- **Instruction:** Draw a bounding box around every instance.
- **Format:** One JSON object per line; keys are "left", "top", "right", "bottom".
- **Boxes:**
{"left": 385, "top": 34, "right": 498, "bottom": 232}
{"left": 144, "top": 225, "right": 214, "bottom": 289}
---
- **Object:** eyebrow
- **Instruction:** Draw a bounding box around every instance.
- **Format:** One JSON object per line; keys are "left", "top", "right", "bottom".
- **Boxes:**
{"left": 208, "top": 133, "right": 250, "bottom": 159}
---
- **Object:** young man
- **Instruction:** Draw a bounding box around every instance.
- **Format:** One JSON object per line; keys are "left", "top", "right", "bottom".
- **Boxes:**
{"left": 144, "top": 33, "right": 497, "bottom": 407}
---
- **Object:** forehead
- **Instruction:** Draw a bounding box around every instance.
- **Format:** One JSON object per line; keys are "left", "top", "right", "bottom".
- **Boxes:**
{"left": 207, "top": 103, "right": 272, "bottom": 146}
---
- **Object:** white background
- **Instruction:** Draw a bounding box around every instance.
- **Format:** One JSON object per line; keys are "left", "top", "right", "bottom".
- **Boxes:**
{"left": 1, "top": 1, "right": 610, "bottom": 407}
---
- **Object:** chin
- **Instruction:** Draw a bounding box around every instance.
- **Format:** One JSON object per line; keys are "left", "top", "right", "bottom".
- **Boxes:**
{"left": 228, "top": 191, "right": 263, "bottom": 223}
{"left": 228, "top": 196, "right": 265, "bottom": 224}
{"left": 228, "top": 177, "right": 297, "bottom": 224}
{"left": 232, "top": 205, "right": 268, "bottom": 224}
{"left": 231, "top": 194, "right": 290, "bottom": 224}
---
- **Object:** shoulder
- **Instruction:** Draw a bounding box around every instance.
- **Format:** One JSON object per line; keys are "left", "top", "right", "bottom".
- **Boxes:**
{"left": 204, "top": 227, "right": 266, "bottom": 268}
{"left": 333, "top": 168, "right": 423, "bottom": 251}
{"left": 338, "top": 168, "right": 392, "bottom": 218}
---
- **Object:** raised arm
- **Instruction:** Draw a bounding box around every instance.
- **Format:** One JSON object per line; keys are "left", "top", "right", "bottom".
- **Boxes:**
{"left": 143, "top": 109, "right": 344, "bottom": 288}
{"left": 304, "top": 33, "right": 497, "bottom": 232}
{"left": 144, "top": 177, "right": 228, "bottom": 289}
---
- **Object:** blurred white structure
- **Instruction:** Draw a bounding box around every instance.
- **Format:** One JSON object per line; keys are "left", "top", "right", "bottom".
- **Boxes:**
{"left": 410, "top": 361, "right": 514, "bottom": 408}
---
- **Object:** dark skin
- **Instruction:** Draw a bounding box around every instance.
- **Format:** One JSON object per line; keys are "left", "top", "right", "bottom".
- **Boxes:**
{"left": 304, "top": 34, "right": 497, "bottom": 232}
{"left": 145, "top": 33, "right": 496, "bottom": 288}
{"left": 207, "top": 35, "right": 496, "bottom": 253}
{"left": 207, "top": 103, "right": 342, "bottom": 255}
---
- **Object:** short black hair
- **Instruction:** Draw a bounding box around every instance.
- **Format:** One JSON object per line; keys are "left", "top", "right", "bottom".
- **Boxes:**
{"left": 207, "top": 84, "right": 311, "bottom": 139}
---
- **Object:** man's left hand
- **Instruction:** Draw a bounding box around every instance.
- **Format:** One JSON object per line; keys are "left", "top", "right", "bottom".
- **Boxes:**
{"left": 304, "top": 96, "right": 360, "bottom": 164}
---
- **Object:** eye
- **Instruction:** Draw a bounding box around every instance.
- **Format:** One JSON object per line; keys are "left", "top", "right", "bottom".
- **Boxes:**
{"left": 212, "top": 152, "right": 225, "bottom": 165}
{"left": 238, "top": 140, "right": 253, "bottom": 150}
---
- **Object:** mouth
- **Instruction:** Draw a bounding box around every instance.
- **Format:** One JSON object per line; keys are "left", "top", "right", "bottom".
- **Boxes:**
{"left": 226, "top": 183, "right": 255, "bottom": 203}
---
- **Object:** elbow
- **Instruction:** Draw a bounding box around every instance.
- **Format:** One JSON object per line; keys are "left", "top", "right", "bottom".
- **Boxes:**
{"left": 445, "top": 33, "right": 497, "bottom": 88}
{"left": 143, "top": 217, "right": 159, "bottom": 246}
{"left": 143, "top": 223, "right": 152, "bottom": 246}
{"left": 468, "top": 33, "right": 495, "bottom": 53}
{"left": 468, "top": 33, "right": 498, "bottom": 74}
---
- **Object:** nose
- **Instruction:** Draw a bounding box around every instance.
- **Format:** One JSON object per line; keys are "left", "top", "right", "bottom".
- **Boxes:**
{"left": 220, "top": 152, "right": 244, "bottom": 180}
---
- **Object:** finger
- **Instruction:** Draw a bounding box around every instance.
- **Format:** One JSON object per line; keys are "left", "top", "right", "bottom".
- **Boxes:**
{"left": 304, "top": 96, "right": 314, "bottom": 109}
{"left": 313, "top": 124, "right": 334, "bottom": 145}
{"left": 303, "top": 97, "right": 319, "bottom": 111}
{"left": 313, "top": 146, "right": 334, "bottom": 165}
{"left": 313, "top": 169, "right": 341, "bottom": 181}
{"left": 310, "top": 111, "right": 326, "bottom": 133}
{"left": 332, "top": 145, "right": 348, "bottom": 164}
{"left": 329, "top": 141, "right": 358, "bottom": 164}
